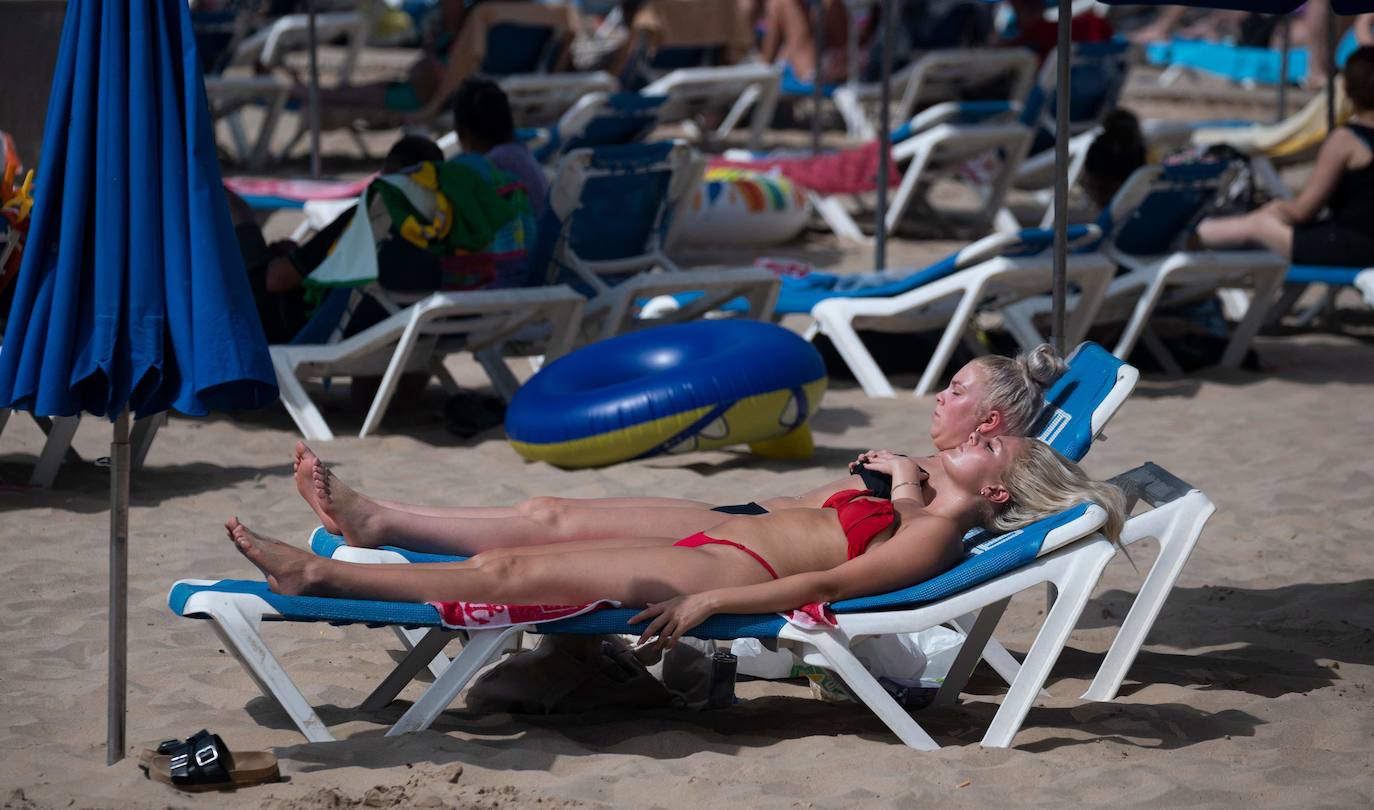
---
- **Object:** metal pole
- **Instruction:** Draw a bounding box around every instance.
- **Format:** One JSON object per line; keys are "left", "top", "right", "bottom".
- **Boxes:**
{"left": 811, "top": 0, "right": 824, "bottom": 155}
{"left": 1050, "top": 0, "right": 1071, "bottom": 358}
{"left": 106, "top": 410, "right": 130, "bottom": 765}
{"left": 1277, "top": 15, "right": 1291, "bottom": 122}
{"left": 1325, "top": 6, "right": 1337, "bottom": 135}
{"left": 306, "top": 0, "right": 323, "bottom": 179}
{"left": 873, "top": 0, "right": 894, "bottom": 271}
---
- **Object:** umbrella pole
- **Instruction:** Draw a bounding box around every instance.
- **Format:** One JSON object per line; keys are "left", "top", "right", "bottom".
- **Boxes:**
{"left": 1050, "top": 0, "right": 1071, "bottom": 357}
{"left": 1277, "top": 16, "right": 1291, "bottom": 122}
{"left": 306, "top": 0, "right": 323, "bottom": 180}
{"left": 1325, "top": 6, "right": 1337, "bottom": 135}
{"left": 811, "top": 0, "right": 824, "bottom": 155}
{"left": 107, "top": 410, "right": 130, "bottom": 765}
{"left": 873, "top": 0, "right": 894, "bottom": 271}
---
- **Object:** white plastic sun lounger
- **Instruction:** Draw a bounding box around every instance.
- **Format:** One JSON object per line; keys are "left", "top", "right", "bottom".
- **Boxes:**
{"left": 1000, "top": 161, "right": 1289, "bottom": 371}
{"left": 170, "top": 498, "right": 1114, "bottom": 748}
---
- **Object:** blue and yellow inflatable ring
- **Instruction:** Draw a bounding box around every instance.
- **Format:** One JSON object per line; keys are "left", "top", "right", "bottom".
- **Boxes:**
{"left": 506, "top": 320, "right": 828, "bottom": 468}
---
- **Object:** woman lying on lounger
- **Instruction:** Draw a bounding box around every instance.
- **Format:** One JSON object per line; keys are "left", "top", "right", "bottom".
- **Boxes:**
{"left": 292, "top": 345, "right": 1071, "bottom": 556}
{"left": 230, "top": 434, "right": 1123, "bottom": 647}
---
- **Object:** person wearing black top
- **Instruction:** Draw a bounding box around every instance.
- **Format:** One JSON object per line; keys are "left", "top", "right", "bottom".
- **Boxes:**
{"left": 1197, "top": 46, "right": 1374, "bottom": 269}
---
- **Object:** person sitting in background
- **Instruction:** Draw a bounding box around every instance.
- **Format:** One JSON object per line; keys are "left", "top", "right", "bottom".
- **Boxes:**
{"left": 612, "top": 0, "right": 758, "bottom": 84}
{"left": 1196, "top": 46, "right": 1374, "bottom": 268}
{"left": 1082, "top": 108, "right": 1148, "bottom": 211}
{"left": 452, "top": 78, "right": 548, "bottom": 217}
{"left": 757, "top": 0, "right": 850, "bottom": 85}
{"left": 307, "top": 0, "right": 576, "bottom": 125}
{"left": 224, "top": 135, "right": 446, "bottom": 345}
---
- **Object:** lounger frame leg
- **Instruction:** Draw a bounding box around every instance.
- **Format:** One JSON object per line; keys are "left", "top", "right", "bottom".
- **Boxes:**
{"left": 981, "top": 539, "right": 1114, "bottom": 748}
{"left": 130, "top": 413, "right": 165, "bottom": 470}
{"left": 915, "top": 290, "right": 981, "bottom": 397}
{"left": 810, "top": 191, "right": 868, "bottom": 244}
{"left": 387, "top": 626, "right": 525, "bottom": 736}
{"left": 186, "top": 592, "right": 334, "bottom": 742}
{"left": 30, "top": 415, "right": 80, "bottom": 488}
{"left": 391, "top": 626, "right": 453, "bottom": 679}
{"left": 809, "top": 303, "right": 897, "bottom": 398}
{"left": 1219, "top": 265, "right": 1285, "bottom": 369}
{"left": 791, "top": 626, "right": 941, "bottom": 751}
{"left": 1081, "top": 491, "right": 1214, "bottom": 701}
{"left": 272, "top": 348, "right": 336, "bottom": 442}
{"left": 362, "top": 628, "right": 463, "bottom": 711}
{"left": 936, "top": 599, "right": 1011, "bottom": 707}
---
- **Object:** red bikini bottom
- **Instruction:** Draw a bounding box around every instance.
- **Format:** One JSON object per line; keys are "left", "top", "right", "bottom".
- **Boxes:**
{"left": 673, "top": 531, "right": 780, "bottom": 579}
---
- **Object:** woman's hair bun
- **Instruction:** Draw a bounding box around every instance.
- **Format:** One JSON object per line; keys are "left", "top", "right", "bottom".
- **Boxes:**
{"left": 1020, "top": 343, "right": 1068, "bottom": 388}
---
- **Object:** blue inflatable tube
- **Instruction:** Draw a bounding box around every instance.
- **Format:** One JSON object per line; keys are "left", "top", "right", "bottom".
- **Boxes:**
{"left": 506, "top": 320, "right": 828, "bottom": 468}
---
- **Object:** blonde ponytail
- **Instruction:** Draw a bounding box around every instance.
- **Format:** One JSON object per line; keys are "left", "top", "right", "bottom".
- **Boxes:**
{"left": 974, "top": 344, "right": 1069, "bottom": 437}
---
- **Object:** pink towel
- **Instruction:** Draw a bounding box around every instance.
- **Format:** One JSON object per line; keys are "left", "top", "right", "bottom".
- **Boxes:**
{"left": 782, "top": 602, "right": 839, "bottom": 629}
{"left": 429, "top": 599, "right": 619, "bottom": 630}
{"left": 710, "top": 142, "right": 900, "bottom": 196}
{"left": 429, "top": 598, "right": 840, "bottom": 632}
{"left": 223, "top": 175, "right": 373, "bottom": 202}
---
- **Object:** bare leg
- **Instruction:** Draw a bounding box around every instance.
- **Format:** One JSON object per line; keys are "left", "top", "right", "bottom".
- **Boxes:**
{"left": 294, "top": 441, "right": 716, "bottom": 529}
{"left": 311, "top": 461, "right": 730, "bottom": 553}
{"left": 226, "top": 518, "right": 769, "bottom": 604}
{"left": 765, "top": 0, "right": 818, "bottom": 78}
{"left": 1196, "top": 210, "right": 1294, "bottom": 258}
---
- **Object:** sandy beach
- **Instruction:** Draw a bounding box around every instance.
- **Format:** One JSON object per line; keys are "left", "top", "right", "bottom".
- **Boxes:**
{"left": 4, "top": 36, "right": 1374, "bottom": 810}
{"left": 3, "top": 325, "right": 1373, "bottom": 809}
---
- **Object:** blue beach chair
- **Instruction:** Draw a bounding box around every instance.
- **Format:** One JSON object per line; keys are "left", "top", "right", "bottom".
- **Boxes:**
{"left": 1003, "top": 161, "right": 1289, "bottom": 372}
{"left": 523, "top": 141, "right": 779, "bottom": 342}
{"left": 664, "top": 225, "right": 1113, "bottom": 397}
{"left": 170, "top": 499, "right": 1116, "bottom": 748}
{"left": 998, "top": 39, "right": 1132, "bottom": 231}
{"left": 523, "top": 92, "right": 668, "bottom": 164}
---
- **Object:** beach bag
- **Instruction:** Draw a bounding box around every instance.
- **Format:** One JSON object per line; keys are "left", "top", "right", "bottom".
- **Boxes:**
{"left": 465, "top": 636, "right": 672, "bottom": 714}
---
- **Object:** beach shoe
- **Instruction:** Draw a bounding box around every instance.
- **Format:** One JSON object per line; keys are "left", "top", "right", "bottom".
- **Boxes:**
{"left": 141, "top": 729, "right": 280, "bottom": 792}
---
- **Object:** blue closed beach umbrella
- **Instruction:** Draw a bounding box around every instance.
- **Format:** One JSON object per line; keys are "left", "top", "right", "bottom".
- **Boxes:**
{"left": 0, "top": 0, "right": 277, "bottom": 763}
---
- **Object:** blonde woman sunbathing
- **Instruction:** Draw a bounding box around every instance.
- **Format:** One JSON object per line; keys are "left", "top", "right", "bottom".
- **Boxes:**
{"left": 293, "top": 346, "right": 1071, "bottom": 556}
{"left": 229, "top": 434, "right": 1123, "bottom": 647}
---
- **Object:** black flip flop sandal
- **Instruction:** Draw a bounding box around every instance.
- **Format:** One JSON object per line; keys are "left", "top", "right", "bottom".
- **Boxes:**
{"left": 142, "top": 729, "right": 279, "bottom": 792}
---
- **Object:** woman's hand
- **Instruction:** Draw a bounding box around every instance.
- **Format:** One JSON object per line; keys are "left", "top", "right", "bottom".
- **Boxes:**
{"left": 630, "top": 593, "right": 719, "bottom": 650}
{"left": 857, "top": 451, "right": 925, "bottom": 490}
{"left": 849, "top": 448, "right": 906, "bottom": 473}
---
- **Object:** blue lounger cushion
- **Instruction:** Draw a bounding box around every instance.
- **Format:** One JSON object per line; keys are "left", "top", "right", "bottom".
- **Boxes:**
{"left": 669, "top": 225, "right": 1096, "bottom": 316}
{"left": 1286, "top": 265, "right": 1368, "bottom": 287}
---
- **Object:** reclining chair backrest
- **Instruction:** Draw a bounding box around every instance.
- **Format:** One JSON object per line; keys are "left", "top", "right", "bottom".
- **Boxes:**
{"left": 480, "top": 22, "right": 565, "bottom": 76}
{"left": 1098, "top": 161, "right": 1236, "bottom": 258}
{"left": 525, "top": 141, "right": 696, "bottom": 292}
{"left": 1032, "top": 342, "right": 1135, "bottom": 462}
{"left": 1021, "top": 38, "right": 1130, "bottom": 146}
{"left": 534, "top": 94, "right": 669, "bottom": 163}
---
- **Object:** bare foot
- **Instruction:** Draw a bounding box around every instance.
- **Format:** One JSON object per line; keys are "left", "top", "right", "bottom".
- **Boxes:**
{"left": 312, "top": 461, "right": 386, "bottom": 548}
{"left": 225, "top": 517, "right": 322, "bottom": 596}
{"left": 293, "top": 441, "right": 341, "bottom": 535}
